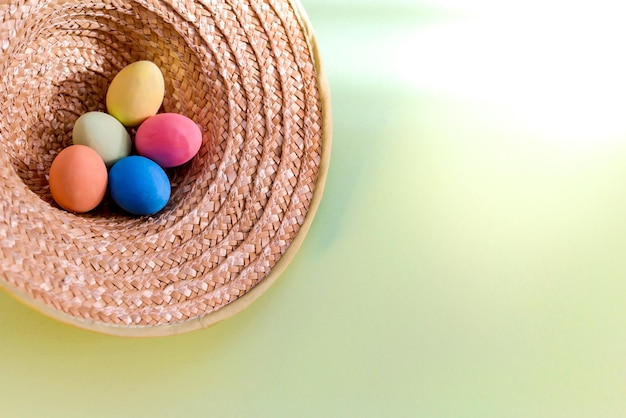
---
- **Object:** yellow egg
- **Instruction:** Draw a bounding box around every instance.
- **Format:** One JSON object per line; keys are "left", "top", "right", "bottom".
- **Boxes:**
{"left": 106, "top": 61, "right": 165, "bottom": 127}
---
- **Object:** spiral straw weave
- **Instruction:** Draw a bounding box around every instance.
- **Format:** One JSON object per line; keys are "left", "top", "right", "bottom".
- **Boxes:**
{"left": 0, "top": 0, "right": 331, "bottom": 336}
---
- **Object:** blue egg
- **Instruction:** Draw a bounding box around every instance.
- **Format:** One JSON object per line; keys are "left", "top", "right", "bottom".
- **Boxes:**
{"left": 109, "top": 156, "right": 171, "bottom": 215}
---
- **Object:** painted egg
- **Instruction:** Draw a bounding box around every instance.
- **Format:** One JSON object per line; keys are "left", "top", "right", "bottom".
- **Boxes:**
{"left": 135, "top": 113, "right": 203, "bottom": 168}
{"left": 49, "top": 145, "right": 108, "bottom": 213}
{"left": 109, "top": 156, "right": 171, "bottom": 215}
{"left": 72, "top": 111, "right": 132, "bottom": 167}
{"left": 106, "top": 60, "right": 165, "bottom": 127}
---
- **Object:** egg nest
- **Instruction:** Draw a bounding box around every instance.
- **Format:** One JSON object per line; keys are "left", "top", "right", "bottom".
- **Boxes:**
{"left": 0, "top": 0, "right": 328, "bottom": 335}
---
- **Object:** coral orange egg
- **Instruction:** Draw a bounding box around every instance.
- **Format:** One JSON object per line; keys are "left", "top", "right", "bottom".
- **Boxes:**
{"left": 49, "top": 145, "right": 108, "bottom": 213}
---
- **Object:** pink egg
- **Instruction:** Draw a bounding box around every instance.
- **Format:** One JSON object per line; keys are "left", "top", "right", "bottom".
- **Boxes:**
{"left": 135, "top": 113, "right": 202, "bottom": 168}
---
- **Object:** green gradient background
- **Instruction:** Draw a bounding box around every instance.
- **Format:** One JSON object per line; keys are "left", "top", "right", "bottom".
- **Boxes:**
{"left": 3, "top": 1, "right": 626, "bottom": 416}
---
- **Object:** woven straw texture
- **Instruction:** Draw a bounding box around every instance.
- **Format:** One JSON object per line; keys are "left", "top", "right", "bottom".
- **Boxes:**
{"left": 0, "top": 0, "right": 330, "bottom": 336}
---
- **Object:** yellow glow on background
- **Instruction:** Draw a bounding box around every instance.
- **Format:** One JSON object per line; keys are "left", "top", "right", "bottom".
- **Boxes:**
{"left": 354, "top": 2, "right": 626, "bottom": 145}
{"left": 409, "top": 21, "right": 626, "bottom": 142}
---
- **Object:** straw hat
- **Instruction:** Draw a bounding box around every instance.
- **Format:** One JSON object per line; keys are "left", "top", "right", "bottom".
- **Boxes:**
{"left": 0, "top": 0, "right": 331, "bottom": 336}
